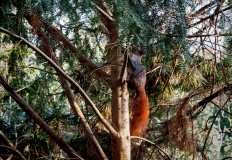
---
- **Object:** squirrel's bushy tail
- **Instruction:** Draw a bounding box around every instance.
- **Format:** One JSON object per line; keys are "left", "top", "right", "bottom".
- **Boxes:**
{"left": 130, "top": 90, "right": 149, "bottom": 136}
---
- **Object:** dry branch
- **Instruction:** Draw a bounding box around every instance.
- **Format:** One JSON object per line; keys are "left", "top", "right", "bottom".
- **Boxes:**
{"left": 189, "top": 1, "right": 216, "bottom": 19}
{"left": 131, "top": 136, "right": 172, "bottom": 160}
{"left": 188, "top": 6, "right": 232, "bottom": 28}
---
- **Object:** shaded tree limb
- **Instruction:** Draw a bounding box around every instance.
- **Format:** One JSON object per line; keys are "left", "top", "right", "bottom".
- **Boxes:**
{"left": 187, "top": 85, "right": 232, "bottom": 118}
{"left": 0, "top": 27, "right": 118, "bottom": 138}
{"left": 0, "top": 76, "right": 83, "bottom": 160}
{"left": 0, "top": 130, "right": 26, "bottom": 160}
{"left": 24, "top": 13, "right": 108, "bottom": 160}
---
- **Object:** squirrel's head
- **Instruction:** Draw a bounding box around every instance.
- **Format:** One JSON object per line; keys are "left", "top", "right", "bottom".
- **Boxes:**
{"left": 131, "top": 46, "right": 144, "bottom": 56}
{"left": 128, "top": 46, "right": 144, "bottom": 71}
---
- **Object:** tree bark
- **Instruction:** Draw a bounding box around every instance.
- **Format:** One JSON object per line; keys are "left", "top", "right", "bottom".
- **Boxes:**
{"left": 97, "top": 2, "right": 131, "bottom": 160}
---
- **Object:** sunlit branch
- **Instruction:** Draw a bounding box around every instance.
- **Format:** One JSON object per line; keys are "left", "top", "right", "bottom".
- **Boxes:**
{"left": 0, "top": 27, "right": 118, "bottom": 138}
{"left": 96, "top": 5, "right": 115, "bottom": 21}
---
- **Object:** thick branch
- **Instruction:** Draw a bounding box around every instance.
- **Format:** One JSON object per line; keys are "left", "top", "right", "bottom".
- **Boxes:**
{"left": 97, "top": 1, "right": 131, "bottom": 160}
{"left": 0, "top": 76, "right": 83, "bottom": 160}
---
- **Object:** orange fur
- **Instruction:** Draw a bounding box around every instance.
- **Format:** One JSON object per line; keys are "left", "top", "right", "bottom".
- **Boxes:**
{"left": 130, "top": 89, "right": 149, "bottom": 136}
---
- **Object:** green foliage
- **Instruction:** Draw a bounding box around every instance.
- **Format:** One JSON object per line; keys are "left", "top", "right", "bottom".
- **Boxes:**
{"left": 0, "top": 0, "right": 232, "bottom": 159}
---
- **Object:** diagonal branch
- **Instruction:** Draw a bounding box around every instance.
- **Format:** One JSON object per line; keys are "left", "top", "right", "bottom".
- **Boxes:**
{"left": 187, "top": 85, "right": 232, "bottom": 118}
{"left": 96, "top": 5, "right": 115, "bottom": 22}
{"left": 188, "top": 6, "right": 232, "bottom": 28}
{"left": 189, "top": 1, "right": 216, "bottom": 19}
{"left": 131, "top": 136, "right": 172, "bottom": 160}
{"left": 0, "top": 26, "right": 118, "bottom": 138}
{"left": 0, "top": 76, "right": 83, "bottom": 160}
{"left": 40, "top": 20, "right": 112, "bottom": 86}
{"left": 24, "top": 12, "right": 108, "bottom": 159}
{"left": 202, "top": 98, "right": 229, "bottom": 157}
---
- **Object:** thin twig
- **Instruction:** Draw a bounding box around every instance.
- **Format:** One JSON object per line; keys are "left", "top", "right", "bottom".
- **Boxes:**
{"left": 96, "top": 6, "right": 115, "bottom": 22}
{"left": 187, "top": 33, "right": 231, "bottom": 38}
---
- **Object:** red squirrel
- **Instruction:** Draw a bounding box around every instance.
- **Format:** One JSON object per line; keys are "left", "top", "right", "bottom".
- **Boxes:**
{"left": 128, "top": 47, "right": 149, "bottom": 136}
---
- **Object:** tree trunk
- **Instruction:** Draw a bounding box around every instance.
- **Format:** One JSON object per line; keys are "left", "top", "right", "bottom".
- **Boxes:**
{"left": 96, "top": 1, "right": 131, "bottom": 159}
{"left": 111, "top": 51, "right": 131, "bottom": 160}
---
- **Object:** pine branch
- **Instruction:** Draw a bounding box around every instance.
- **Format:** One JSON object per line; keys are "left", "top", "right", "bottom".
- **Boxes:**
{"left": 0, "top": 27, "right": 118, "bottom": 139}
{"left": 24, "top": 12, "right": 109, "bottom": 159}
{"left": 41, "top": 20, "right": 112, "bottom": 86}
